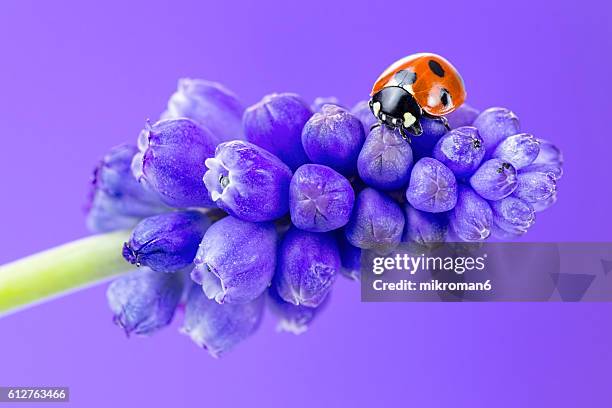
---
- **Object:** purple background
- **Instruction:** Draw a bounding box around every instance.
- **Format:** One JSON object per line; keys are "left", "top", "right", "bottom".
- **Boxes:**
{"left": 1, "top": 0, "right": 611, "bottom": 406}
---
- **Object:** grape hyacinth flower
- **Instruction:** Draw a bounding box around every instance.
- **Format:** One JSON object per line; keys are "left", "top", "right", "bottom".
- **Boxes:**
{"left": 0, "top": 70, "right": 567, "bottom": 356}
{"left": 267, "top": 285, "right": 328, "bottom": 335}
{"left": 132, "top": 118, "right": 216, "bottom": 208}
{"left": 531, "top": 192, "right": 558, "bottom": 213}
{"left": 409, "top": 117, "right": 448, "bottom": 159}
{"left": 449, "top": 185, "right": 493, "bottom": 242}
{"left": 521, "top": 163, "right": 563, "bottom": 181}
{"left": 107, "top": 267, "right": 184, "bottom": 336}
{"left": 520, "top": 138, "right": 564, "bottom": 184}
{"left": 274, "top": 227, "right": 340, "bottom": 307}
{"left": 490, "top": 196, "right": 535, "bottom": 238}
{"left": 311, "top": 96, "right": 342, "bottom": 112}
{"left": 192, "top": 216, "right": 277, "bottom": 304}
{"left": 122, "top": 211, "right": 211, "bottom": 273}
{"left": 243, "top": 93, "right": 312, "bottom": 170}
{"left": 302, "top": 104, "right": 365, "bottom": 175}
{"left": 289, "top": 164, "right": 355, "bottom": 232}
{"left": 351, "top": 100, "right": 378, "bottom": 132}
{"left": 446, "top": 103, "right": 480, "bottom": 129}
{"left": 520, "top": 140, "right": 564, "bottom": 181}
{"left": 345, "top": 188, "right": 404, "bottom": 254}
{"left": 492, "top": 133, "right": 540, "bottom": 170}
{"left": 472, "top": 107, "right": 520, "bottom": 153}
{"left": 357, "top": 125, "right": 413, "bottom": 190}
{"left": 406, "top": 158, "right": 458, "bottom": 213}
{"left": 336, "top": 232, "right": 361, "bottom": 281}
{"left": 161, "top": 78, "right": 245, "bottom": 146}
{"left": 203, "top": 140, "right": 293, "bottom": 222}
{"left": 87, "top": 206, "right": 141, "bottom": 235}
{"left": 513, "top": 171, "right": 557, "bottom": 205}
{"left": 181, "top": 285, "right": 264, "bottom": 357}
{"left": 402, "top": 204, "right": 447, "bottom": 246}
{"left": 533, "top": 139, "right": 564, "bottom": 165}
{"left": 86, "top": 144, "right": 169, "bottom": 233}
{"left": 432, "top": 126, "right": 485, "bottom": 178}
{"left": 469, "top": 158, "right": 518, "bottom": 201}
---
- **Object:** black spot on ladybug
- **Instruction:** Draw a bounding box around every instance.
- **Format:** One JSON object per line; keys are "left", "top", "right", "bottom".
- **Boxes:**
{"left": 428, "top": 60, "right": 445, "bottom": 77}
{"left": 395, "top": 69, "right": 417, "bottom": 85}
{"left": 440, "top": 88, "right": 450, "bottom": 106}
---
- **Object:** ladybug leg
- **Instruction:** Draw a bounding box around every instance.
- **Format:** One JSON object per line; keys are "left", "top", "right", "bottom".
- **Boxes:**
{"left": 405, "top": 120, "right": 423, "bottom": 138}
{"left": 439, "top": 116, "right": 450, "bottom": 130}
{"left": 370, "top": 122, "right": 381, "bottom": 132}
{"left": 423, "top": 112, "right": 451, "bottom": 131}
{"left": 399, "top": 126, "right": 412, "bottom": 143}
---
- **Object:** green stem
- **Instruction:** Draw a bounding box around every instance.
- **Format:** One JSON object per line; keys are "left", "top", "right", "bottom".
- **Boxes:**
{"left": 0, "top": 230, "right": 131, "bottom": 317}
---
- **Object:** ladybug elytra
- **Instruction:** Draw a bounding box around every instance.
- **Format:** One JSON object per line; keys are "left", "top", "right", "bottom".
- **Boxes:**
{"left": 369, "top": 53, "right": 467, "bottom": 140}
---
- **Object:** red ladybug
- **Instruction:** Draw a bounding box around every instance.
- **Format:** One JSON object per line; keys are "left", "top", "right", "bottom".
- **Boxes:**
{"left": 369, "top": 53, "right": 466, "bottom": 140}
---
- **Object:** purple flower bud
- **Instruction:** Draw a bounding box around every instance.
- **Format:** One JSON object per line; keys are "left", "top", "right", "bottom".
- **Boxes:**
{"left": 357, "top": 125, "right": 413, "bottom": 190}
{"left": 449, "top": 185, "right": 493, "bottom": 242}
{"left": 521, "top": 143, "right": 562, "bottom": 209}
{"left": 521, "top": 163, "right": 563, "bottom": 180}
{"left": 274, "top": 227, "right": 339, "bottom": 307}
{"left": 311, "top": 96, "right": 342, "bottom": 111}
{"left": 181, "top": 285, "right": 263, "bottom": 357}
{"left": 161, "top": 78, "right": 244, "bottom": 146}
{"left": 107, "top": 268, "right": 184, "bottom": 336}
{"left": 345, "top": 188, "right": 404, "bottom": 254}
{"left": 513, "top": 172, "right": 557, "bottom": 204}
{"left": 472, "top": 107, "right": 520, "bottom": 154}
{"left": 402, "top": 203, "right": 447, "bottom": 245}
{"left": 192, "top": 216, "right": 277, "bottom": 304}
{"left": 470, "top": 158, "right": 518, "bottom": 200}
{"left": 267, "top": 285, "right": 328, "bottom": 335}
{"left": 351, "top": 100, "right": 377, "bottom": 132}
{"left": 289, "top": 164, "right": 354, "bottom": 232}
{"left": 336, "top": 232, "right": 361, "bottom": 281}
{"left": 87, "top": 207, "right": 142, "bottom": 234}
{"left": 302, "top": 104, "right": 365, "bottom": 175}
{"left": 243, "top": 93, "right": 311, "bottom": 170}
{"left": 406, "top": 158, "right": 458, "bottom": 213}
{"left": 492, "top": 133, "right": 540, "bottom": 169}
{"left": 132, "top": 118, "right": 216, "bottom": 208}
{"left": 432, "top": 126, "right": 485, "bottom": 178}
{"left": 86, "top": 144, "right": 168, "bottom": 233}
{"left": 203, "top": 141, "right": 293, "bottom": 222}
{"left": 490, "top": 196, "right": 535, "bottom": 237}
{"left": 532, "top": 191, "right": 557, "bottom": 212}
{"left": 446, "top": 103, "right": 480, "bottom": 129}
{"left": 123, "top": 211, "right": 211, "bottom": 273}
{"left": 533, "top": 139, "right": 564, "bottom": 165}
{"left": 409, "top": 117, "right": 448, "bottom": 159}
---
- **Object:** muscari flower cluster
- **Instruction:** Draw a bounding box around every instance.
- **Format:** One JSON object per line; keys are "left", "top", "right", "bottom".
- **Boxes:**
{"left": 87, "top": 78, "right": 563, "bottom": 357}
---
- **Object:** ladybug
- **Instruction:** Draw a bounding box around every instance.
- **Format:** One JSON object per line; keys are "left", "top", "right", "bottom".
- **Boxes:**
{"left": 369, "top": 53, "right": 466, "bottom": 140}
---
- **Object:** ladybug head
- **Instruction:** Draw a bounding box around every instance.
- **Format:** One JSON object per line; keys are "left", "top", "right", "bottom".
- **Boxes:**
{"left": 369, "top": 86, "right": 423, "bottom": 137}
